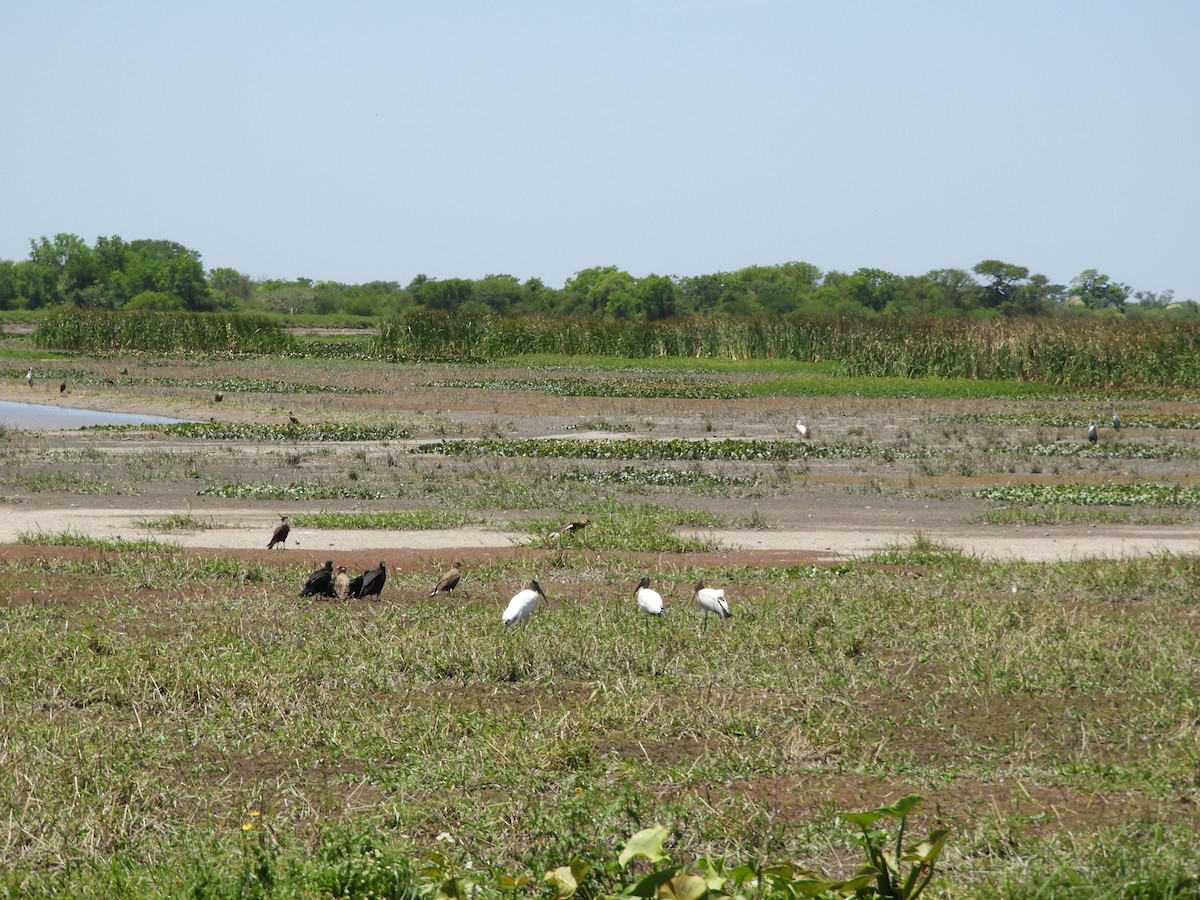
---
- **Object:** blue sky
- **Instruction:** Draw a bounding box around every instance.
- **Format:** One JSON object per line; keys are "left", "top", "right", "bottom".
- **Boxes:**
{"left": 2, "top": 2, "right": 1196, "bottom": 298}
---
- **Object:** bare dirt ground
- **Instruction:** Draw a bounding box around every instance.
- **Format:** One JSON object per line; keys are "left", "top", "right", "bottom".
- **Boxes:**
{"left": 2, "top": 354, "right": 1199, "bottom": 563}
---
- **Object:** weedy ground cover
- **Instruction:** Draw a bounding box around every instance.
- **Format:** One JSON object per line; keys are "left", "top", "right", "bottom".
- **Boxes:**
{"left": 1, "top": 547, "right": 1199, "bottom": 897}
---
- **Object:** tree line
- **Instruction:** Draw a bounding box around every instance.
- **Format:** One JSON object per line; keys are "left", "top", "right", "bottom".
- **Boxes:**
{"left": 0, "top": 233, "right": 1190, "bottom": 321}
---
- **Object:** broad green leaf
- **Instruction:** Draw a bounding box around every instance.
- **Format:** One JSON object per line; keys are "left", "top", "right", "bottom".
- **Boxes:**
{"left": 695, "top": 858, "right": 728, "bottom": 891}
{"left": 903, "top": 828, "right": 952, "bottom": 866}
{"left": 844, "top": 810, "right": 884, "bottom": 829}
{"left": 659, "top": 873, "right": 708, "bottom": 900}
{"left": 877, "top": 794, "right": 923, "bottom": 819}
{"left": 498, "top": 874, "right": 531, "bottom": 891}
{"left": 625, "top": 867, "right": 681, "bottom": 898}
{"left": 726, "top": 864, "right": 758, "bottom": 886}
{"left": 545, "top": 866, "right": 578, "bottom": 900}
{"left": 619, "top": 825, "right": 672, "bottom": 867}
{"left": 433, "top": 876, "right": 471, "bottom": 900}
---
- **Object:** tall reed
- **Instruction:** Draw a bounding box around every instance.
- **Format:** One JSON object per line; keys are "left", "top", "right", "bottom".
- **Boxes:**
{"left": 34, "top": 310, "right": 294, "bottom": 354}
{"left": 375, "top": 310, "right": 1200, "bottom": 388}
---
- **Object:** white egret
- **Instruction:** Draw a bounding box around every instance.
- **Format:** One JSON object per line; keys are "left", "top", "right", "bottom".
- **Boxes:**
{"left": 795, "top": 420, "right": 808, "bottom": 438}
{"left": 693, "top": 580, "right": 731, "bottom": 631}
{"left": 503, "top": 578, "right": 546, "bottom": 626}
{"left": 636, "top": 576, "right": 664, "bottom": 616}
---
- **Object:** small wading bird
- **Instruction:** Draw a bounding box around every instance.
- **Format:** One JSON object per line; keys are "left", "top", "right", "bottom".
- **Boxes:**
{"left": 636, "top": 576, "right": 664, "bottom": 617}
{"left": 333, "top": 565, "right": 351, "bottom": 599}
{"left": 358, "top": 562, "right": 387, "bottom": 600}
{"left": 694, "top": 580, "right": 732, "bottom": 632}
{"left": 795, "top": 420, "right": 809, "bottom": 439}
{"left": 548, "top": 516, "right": 589, "bottom": 540}
{"left": 267, "top": 515, "right": 290, "bottom": 549}
{"left": 26, "top": 367, "right": 33, "bottom": 388}
{"left": 1111, "top": 409, "right": 1122, "bottom": 431}
{"left": 503, "top": 578, "right": 546, "bottom": 626}
{"left": 59, "top": 381, "right": 66, "bottom": 394}
{"left": 1087, "top": 423, "right": 1099, "bottom": 444}
{"left": 299, "top": 560, "right": 335, "bottom": 598}
{"left": 430, "top": 561, "right": 463, "bottom": 597}
{"left": 214, "top": 392, "right": 223, "bottom": 402}
{"left": 288, "top": 413, "right": 300, "bottom": 425}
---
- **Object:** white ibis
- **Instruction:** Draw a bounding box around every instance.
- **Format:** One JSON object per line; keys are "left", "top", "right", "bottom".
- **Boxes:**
{"left": 267, "top": 515, "right": 290, "bottom": 549}
{"left": 503, "top": 578, "right": 546, "bottom": 626}
{"left": 636, "top": 576, "right": 664, "bottom": 616}
{"left": 694, "top": 581, "right": 732, "bottom": 631}
{"left": 795, "top": 420, "right": 808, "bottom": 438}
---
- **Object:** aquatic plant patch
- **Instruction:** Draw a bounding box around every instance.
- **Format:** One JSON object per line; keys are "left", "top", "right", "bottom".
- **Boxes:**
{"left": 974, "top": 482, "right": 1200, "bottom": 508}
{"left": 415, "top": 437, "right": 871, "bottom": 462}
{"left": 197, "top": 481, "right": 394, "bottom": 500}
{"left": 422, "top": 377, "right": 749, "bottom": 400}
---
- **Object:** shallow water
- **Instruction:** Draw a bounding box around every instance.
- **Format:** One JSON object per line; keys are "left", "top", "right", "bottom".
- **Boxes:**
{"left": 0, "top": 400, "right": 189, "bottom": 430}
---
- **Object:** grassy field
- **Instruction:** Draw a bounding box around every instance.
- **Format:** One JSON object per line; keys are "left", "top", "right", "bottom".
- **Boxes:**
{"left": 2, "top": 330, "right": 1200, "bottom": 897}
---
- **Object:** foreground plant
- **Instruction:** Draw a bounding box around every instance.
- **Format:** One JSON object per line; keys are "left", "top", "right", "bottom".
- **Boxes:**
{"left": 544, "top": 797, "right": 949, "bottom": 900}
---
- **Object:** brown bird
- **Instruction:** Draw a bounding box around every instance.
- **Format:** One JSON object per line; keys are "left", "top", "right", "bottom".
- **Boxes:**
{"left": 267, "top": 515, "right": 290, "bottom": 549}
{"left": 333, "top": 565, "right": 351, "bottom": 599}
{"left": 59, "top": 381, "right": 66, "bottom": 394}
{"left": 214, "top": 392, "right": 223, "bottom": 402}
{"left": 288, "top": 413, "right": 300, "bottom": 426}
{"left": 548, "top": 516, "right": 589, "bottom": 540}
{"left": 430, "top": 561, "right": 464, "bottom": 597}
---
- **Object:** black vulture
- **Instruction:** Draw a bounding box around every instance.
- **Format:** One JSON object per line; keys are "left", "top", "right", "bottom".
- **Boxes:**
{"left": 346, "top": 572, "right": 365, "bottom": 599}
{"left": 359, "top": 562, "right": 387, "bottom": 600}
{"left": 299, "top": 560, "right": 335, "bottom": 598}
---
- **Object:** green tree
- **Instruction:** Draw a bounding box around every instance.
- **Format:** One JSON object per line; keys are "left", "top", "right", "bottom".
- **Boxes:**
{"left": 973, "top": 260, "right": 1030, "bottom": 311}
{"left": 1069, "top": 269, "right": 1130, "bottom": 311}
{"left": 635, "top": 274, "right": 678, "bottom": 320}
{"left": 418, "top": 277, "right": 474, "bottom": 311}
{"left": 473, "top": 274, "right": 524, "bottom": 314}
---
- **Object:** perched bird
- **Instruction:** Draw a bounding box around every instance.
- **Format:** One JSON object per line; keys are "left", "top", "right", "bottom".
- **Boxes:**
{"left": 288, "top": 413, "right": 300, "bottom": 426}
{"left": 358, "top": 562, "right": 387, "bottom": 600}
{"left": 214, "top": 392, "right": 223, "bottom": 402}
{"left": 59, "top": 381, "right": 66, "bottom": 394}
{"left": 548, "top": 517, "right": 589, "bottom": 540}
{"left": 503, "top": 578, "right": 546, "bottom": 626}
{"left": 299, "top": 560, "right": 335, "bottom": 598}
{"left": 1111, "top": 410, "right": 1122, "bottom": 431}
{"left": 635, "top": 576, "right": 664, "bottom": 617}
{"left": 26, "top": 367, "right": 33, "bottom": 388}
{"left": 430, "top": 561, "right": 464, "bottom": 597}
{"left": 267, "top": 515, "right": 290, "bottom": 549}
{"left": 694, "top": 580, "right": 732, "bottom": 632}
{"left": 1087, "top": 423, "right": 1098, "bottom": 444}
{"left": 346, "top": 571, "right": 365, "bottom": 599}
{"left": 333, "top": 565, "right": 351, "bottom": 599}
{"left": 795, "top": 420, "right": 809, "bottom": 438}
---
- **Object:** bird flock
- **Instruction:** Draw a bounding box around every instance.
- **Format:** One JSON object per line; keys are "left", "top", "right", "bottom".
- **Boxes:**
{"left": 275, "top": 517, "right": 732, "bottom": 628}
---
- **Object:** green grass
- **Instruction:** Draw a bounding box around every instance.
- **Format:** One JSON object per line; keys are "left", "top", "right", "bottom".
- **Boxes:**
{"left": 1, "top": 550, "right": 1198, "bottom": 896}
{"left": 293, "top": 509, "right": 477, "bottom": 530}
{"left": 16, "top": 529, "right": 180, "bottom": 551}
{"left": 514, "top": 501, "right": 725, "bottom": 552}
{"left": 975, "top": 482, "right": 1200, "bottom": 507}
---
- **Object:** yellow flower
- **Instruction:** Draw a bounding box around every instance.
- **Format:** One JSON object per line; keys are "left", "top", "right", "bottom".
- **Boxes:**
{"left": 242, "top": 822, "right": 254, "bottom": 831}
{"left": 249, "top": 810, "right": 261, "bottom": 818}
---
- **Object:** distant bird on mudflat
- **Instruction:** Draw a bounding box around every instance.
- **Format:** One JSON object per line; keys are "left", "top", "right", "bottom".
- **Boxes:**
{"left": 59, "top": 381, "right": 66, "bottom": 394}
{"left": 299, "top": 560, "right": 335, "bottom": 598}
{"left": 1087, "top": 423, "right": 1098, "bottom": 444}
{"left": 431, "top": 561, "right": 464, "bottom": 597}
{"left": 333, "top": 565, "right": 351, "bottom": 599}
{"left": 795, "top": 420, "right": 809, "bottom": 439}
{"left": 26, "top": 367, "right": 33, "bottom": 388}
{"left": 694, "top": 580, "right": 732, "bottom": 631}
{"left": 214, "top": 392, "right": 223, "bottom": 402}
{"left": 267, "top": 515, "right": 290, "bottom": 549}
{"left": 1111, "top": 410, "right": 1122, "bottom": 431}
{"left": 636, "top": 576, "right": 664, "bottom": 617}
{"left": 288, "top": 413, "right": 300, "bottom": 426}
{"left": 358, "top": 562, "right": 387, "bottom": 600}
{"left": 346, "top": 571, "right": 365, "bottom": 599}
{"left": 503, "top": 578, "right": 545, "bottom": 626}
{"left": 548, "top": 517, "right": 589, "bottom": 540}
